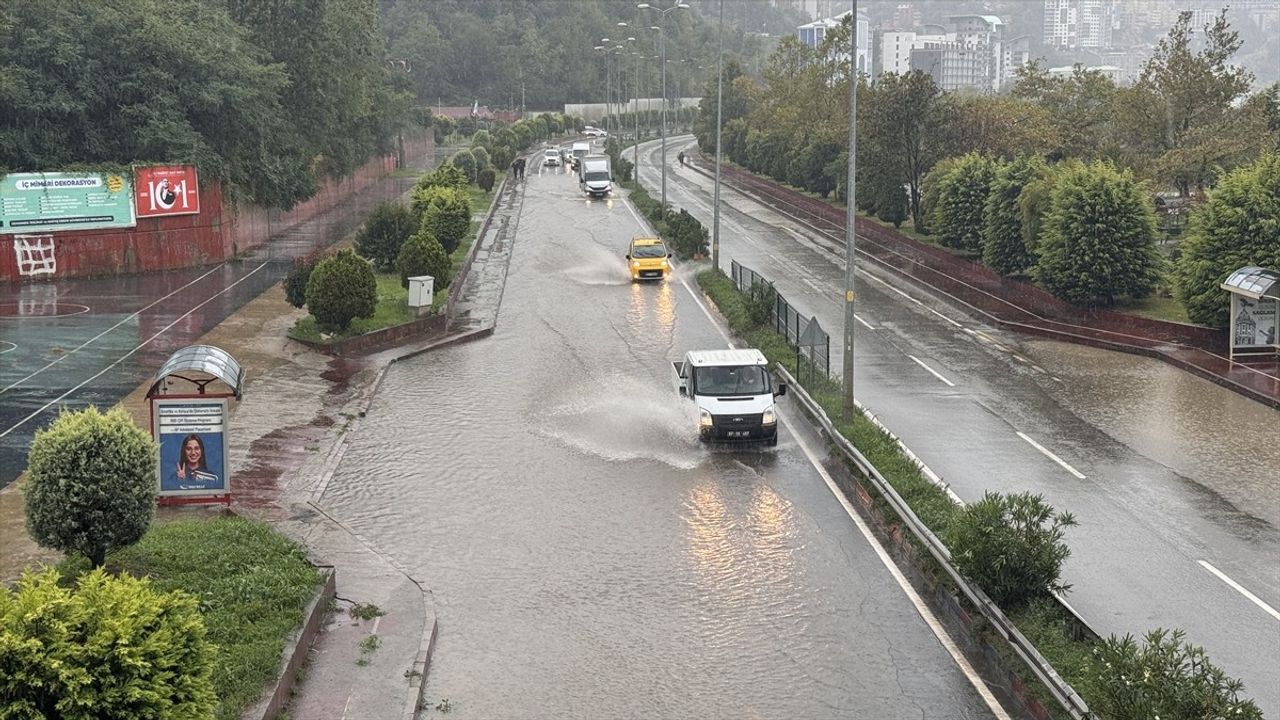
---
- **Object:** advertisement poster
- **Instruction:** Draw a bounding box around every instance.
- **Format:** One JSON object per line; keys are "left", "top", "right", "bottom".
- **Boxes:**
{"left": 134, "top": 165, "right": 200, "bottom": 218}
{"left": 0, "top": 172, "right": 136, "bottom": 234}
{"left": 1233, "top": 295, "right": 1278, "bottom": 349}
{"left": 154, "top": 399, "right": 229, "bottom": 496}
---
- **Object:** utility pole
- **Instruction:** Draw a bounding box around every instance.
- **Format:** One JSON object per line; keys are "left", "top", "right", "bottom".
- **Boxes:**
{"left": 712, "top": 0, "right": 724, "bottom": 272}
{"left": 659, "top": 25, "right": 668, "bottom": 207}
{"left": 842, "top": 0, "right": 858, "bottom": 421}
{"left": 634, "top": 50, "right": 641, "bottom": 173}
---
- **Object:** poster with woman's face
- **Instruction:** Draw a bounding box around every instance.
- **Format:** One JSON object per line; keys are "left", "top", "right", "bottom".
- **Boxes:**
{"left": 154, "top": 399, "right": 228, "bottom": 495}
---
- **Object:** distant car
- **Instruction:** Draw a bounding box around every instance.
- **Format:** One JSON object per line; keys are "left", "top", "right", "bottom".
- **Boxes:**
{"left": 543, "top": 149, "right": 561, "bottom": 166}
{"left": 626, "top": 236, "right": 671, "bottom": 281}
{"left": 583, "top": 126, "right": 608, "bottom": 138}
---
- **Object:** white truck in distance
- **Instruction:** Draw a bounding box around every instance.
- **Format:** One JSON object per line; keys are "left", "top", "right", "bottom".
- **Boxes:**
{"left": 579, "top": 155, "right": 612, "bottom": 198}
{"left": 672, "top": 349, "right": 786, "bottom": 446}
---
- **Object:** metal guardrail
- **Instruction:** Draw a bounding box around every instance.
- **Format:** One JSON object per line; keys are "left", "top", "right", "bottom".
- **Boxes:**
{"left": 776, "top": 364, "right": 1093, "bottom": 720}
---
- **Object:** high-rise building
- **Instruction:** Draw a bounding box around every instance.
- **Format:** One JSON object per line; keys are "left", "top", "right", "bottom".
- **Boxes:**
{"left": 797, "top": 11, "right": 871, "bottom": 74}
{"left": 880, "top": 29, "right": 946, "bottom": 76}
{"left": 1043, "top": 0, "right": 1112, "bottom": 49}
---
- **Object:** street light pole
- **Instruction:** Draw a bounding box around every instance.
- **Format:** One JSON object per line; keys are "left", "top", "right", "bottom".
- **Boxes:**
{"left": 634, "top": 50, "right": 641, "bottom": 172}
{"left": 842, "top": 0, "right": 858, "bottom": 421}
{"left": 713, "top": 0, "right": 724, "bottom": 272}
{"left": 639, "top": 2, "right": 688, "bottom": 209}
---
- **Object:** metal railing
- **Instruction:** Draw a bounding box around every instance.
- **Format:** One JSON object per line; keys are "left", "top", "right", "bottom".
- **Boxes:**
{"left": 777, "top": 364, "right": 1093, "bottom": 719}
{"left": 731, "top": 260, "right": 830, "bottom": 380}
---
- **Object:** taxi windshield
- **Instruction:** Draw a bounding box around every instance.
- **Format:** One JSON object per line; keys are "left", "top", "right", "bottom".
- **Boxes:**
{"left": 632, "top": 244, "right": 667, "bottom": 258}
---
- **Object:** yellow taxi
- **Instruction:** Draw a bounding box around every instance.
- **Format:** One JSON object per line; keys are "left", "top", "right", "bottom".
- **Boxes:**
{"left": 625, "top": 236, "right": 672, "bottom": 281}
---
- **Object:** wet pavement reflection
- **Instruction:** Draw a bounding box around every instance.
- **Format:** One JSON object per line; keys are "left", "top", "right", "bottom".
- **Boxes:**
{"left": 318, "top": 156, "right": 996, "bottom": 719}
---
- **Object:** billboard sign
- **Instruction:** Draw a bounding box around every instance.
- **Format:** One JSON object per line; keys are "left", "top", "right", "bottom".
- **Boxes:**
{"left": 153, "top": 398, "right": 229, "bottom": 497}
{"left": 1232, "top": 295, "right": 1278, "bottom": 349}
{"left": 0, "top": 172, "right": 135, "bottom": 234}
{"left": 134, "top": 165, "right": 200, "bottom": 218}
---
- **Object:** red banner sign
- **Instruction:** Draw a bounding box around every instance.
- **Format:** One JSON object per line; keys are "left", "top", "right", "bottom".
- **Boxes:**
{"left": 134, "top": 165, "right": 200, "bottom": 218}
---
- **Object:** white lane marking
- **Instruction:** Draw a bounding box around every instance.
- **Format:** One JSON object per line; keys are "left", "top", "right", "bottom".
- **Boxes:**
{"left": 1016, "top": 432, "right": 1086, "bottom": 479}
{"left": 928, "top": 307, "right": 964, "bottom": 328}
{"left": 1199, "top": 561, "right": 1280, "bottom": 622}
{"left": 854, "top": 314, "right": 876, "bottom": 331}
{"left": 867, "top": 273, "right": 924, "bottom": 305}
{"left": 1012, "top": 354, "right": 1030, "bottom": 364}
{"left": 908, "top": 355, "right": 956, "bottom": 387}
{"left": 782, "top": 412, "right": 1012, "bottom": 720}
{"left": 0, "top": 261, "right": 270, "bottom": 439}
{"left": 1, "top": 263, "right": 226, "bottom": 394}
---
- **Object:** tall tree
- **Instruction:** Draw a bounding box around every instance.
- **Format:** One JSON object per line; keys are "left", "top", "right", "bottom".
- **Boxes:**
{"left": 1176, "top": 153, "right": 1280, "bottom": 328}
{"left": 982, "top": 156, "right": 1047, "bottom": 276}
{"left": 933, "top": 153, "right": 997, "bottom": 253}
{"left": 1116, "top": 10, "right": 1254, "bottom": 196}
{"left": 865, "top": 71, "right": 947, "bottom": 233}
{"left": 1035, "top": 162, "right": 1164, "bottom": 307}
{"left": 1011, "top": 61, "right": 1118, "bottom": 162}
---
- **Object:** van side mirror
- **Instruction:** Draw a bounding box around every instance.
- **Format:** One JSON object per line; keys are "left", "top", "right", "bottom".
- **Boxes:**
{"left": 678, "top": 385, "right": 687, "bottom": 397}
{"left": 667, "top": 253, "right": 673, "bottom": 258}
{"left": 625, "top": 254, "right": 631, "bottom": 260}
{"left": 775, "top": 384, "right": 787, "bottom": 397}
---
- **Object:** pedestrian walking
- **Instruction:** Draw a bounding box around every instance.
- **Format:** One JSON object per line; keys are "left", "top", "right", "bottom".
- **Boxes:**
{"left": 677, "top": 151, "right": 685, "bottom": 166}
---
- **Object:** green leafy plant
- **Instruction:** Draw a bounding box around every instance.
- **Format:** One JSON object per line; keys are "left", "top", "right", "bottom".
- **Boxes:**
{"left": 396, "top": 232, "right": 451, "bottom": 290}
{"left": 1088, "top": 629, "right": 1263, "bottom": 720}
{"left": 283, "top": 255, "right": 319, "bottom": 309}
{"left": 349, "top": 602, "right": 385, "bottom": 621}
{"left": 981, "top": 156, "right": 1046, "bottom": 276}
{"left": 745, "top": 281, "right": 776, "bottom": 326}
{"left": 355, "top": 202, "right": 418, "bottom": 271}
{"left": 663, "top": 208, "right": 709, "bottom": 260}
{"left": 946, "top": 491, "right": 1077, "bottom": 610}
{"left": 934, "top": 152, "right": 997, "bottom": 252}
{"left": 0, "top": 568, "right": 216, "bottom": 718}
{"left": 419, "top": 187, "right": 471, "bottom": 254}
{"left": 470, "top": 145, "right": 491, "bottom": 171}
{"left": 415, "top": 164, "right": 468, "bottom": 194}
{"left": 24, "top": 406, "right": 156, "bottom": 567}
{"left": 305, "top": 249, "right": 377, "bottom": 330}
{"left": 476, "top": 167, "right": 496, "bottom": 193}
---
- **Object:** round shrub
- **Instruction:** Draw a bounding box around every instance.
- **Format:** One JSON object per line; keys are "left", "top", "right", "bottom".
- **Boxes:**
{"left": 664, "top": 208, "right": 709, "bottom": 259}
{"left": 470, "top": 129, "right": 492, "bottom": 150}
{"left": 415, "top": 163, "right": 468, "bottom": 193}
{"left": 0, "top": 568, "right": 216, "bottom": 718}
{"left": 490, "top": 145, "right": 514, "bottom": 173}
{"left": 355, "top": 202, "right": 417, "bottom": 271}
{"left": 946, "top": 491, "right": 1077, "bottom": 610}
{"left": 304, "top": 249, "right": 376, "bottom": 330}
{"left": 24, "top": 406, "right": 156, "bottom": 568}
{"left": 450, "top": 149, "right": 478, "bottom": 183}
{"left": 470, "top": 145, "right": 491, "bottom": 170}
{"left": 477, "top": 167, "right": 496, "bottom": 193}
{"left": 396, "top": 232, "right": 451, "bottom": 291}
{"left": 420, "top": 188, "right": 472, "bottom": 254}
{"left": 282, "top": 255, "right": 319, "bottom": 309}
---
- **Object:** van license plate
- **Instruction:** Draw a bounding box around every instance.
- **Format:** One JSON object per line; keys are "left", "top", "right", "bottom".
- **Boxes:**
{"left": 728, "top": 431, "right": 748, "bottom": 438}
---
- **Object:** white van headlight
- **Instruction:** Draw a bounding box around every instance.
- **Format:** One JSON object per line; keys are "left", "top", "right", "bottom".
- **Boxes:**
{"left": 699, "top": 409, "right": 713, "bottom": 428}
{"left": 762, "top": 407, "right": 776, "bottom": 425}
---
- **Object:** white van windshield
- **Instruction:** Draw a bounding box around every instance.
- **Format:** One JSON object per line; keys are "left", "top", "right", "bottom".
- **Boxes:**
{"left": 585, "top": 171, "right": 610, "bottom": 182}
{"left": 694, "top": 365, "right": 770, "bottom": 396}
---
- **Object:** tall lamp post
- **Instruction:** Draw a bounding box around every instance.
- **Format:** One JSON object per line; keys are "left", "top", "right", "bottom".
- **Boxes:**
{"left": 712, "top": 0, "right": 724, "bottom": 272}
{"left": 842, "top": 1, "right": 859, "bottom": 421}
{"left": 638, "top": 1, "right": 688, "bottom": 209}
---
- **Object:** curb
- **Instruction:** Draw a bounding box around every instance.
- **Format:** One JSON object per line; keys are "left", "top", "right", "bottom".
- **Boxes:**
{"left": 405, "top": 616, "right": 440, "bottom": 720}
{"left": 242, "top": 566, "right": 337, "bottom": 720}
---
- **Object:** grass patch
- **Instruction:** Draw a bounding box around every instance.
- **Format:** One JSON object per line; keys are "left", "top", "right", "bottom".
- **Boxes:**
{"left": 465, "top": 185, "right": 493, "bottom": 215}
{"left": 696, "top": 266, "right": 1096, "bottom": 715}
{"left": 1118, "top": 292, "right": 1190, "bottom": 323}
{"left": 61, "top": 517, "right": 321, "bottom": 720}
{"left": 291, "top": 273, "right": 414, "bottom": 342}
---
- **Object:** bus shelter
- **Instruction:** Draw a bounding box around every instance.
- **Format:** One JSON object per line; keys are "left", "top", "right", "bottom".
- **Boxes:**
{"left": 1221, "top": 266, "right": 1280, "bottom": 362}
{"left": 146, "top": 345, "right": 244, "bottom": 506}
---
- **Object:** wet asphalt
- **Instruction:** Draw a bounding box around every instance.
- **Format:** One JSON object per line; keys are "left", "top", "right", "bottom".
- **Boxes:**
{"left": 316, "top": 155, "right": 1000, "bottom": 719}
{"left": 639, "top": 137, "right": 1280, "bottom": 715}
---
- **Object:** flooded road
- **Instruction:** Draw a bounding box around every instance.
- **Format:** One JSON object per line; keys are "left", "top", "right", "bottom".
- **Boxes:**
{"left": 640, "top": 138, "right": 1280, "bottom": 715}
{"left": 318, "top": 159, "right": 999, "bottom": 719}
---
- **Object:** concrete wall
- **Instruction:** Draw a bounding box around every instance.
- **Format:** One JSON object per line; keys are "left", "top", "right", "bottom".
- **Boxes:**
{"left": 564, "top": 98, "right": 701, "bottom": 122}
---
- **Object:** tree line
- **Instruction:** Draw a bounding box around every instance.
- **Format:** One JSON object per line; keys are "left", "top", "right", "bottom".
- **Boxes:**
{"left": 695, "top": 11, "right": 1280, "bottom": 322}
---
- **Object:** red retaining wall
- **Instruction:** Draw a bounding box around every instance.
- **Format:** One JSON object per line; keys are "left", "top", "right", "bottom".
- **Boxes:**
{"left": 2, "top": 134, "right": 432, "bottom": 282}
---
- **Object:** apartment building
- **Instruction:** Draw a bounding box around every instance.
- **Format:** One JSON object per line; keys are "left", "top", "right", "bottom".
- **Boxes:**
{"left": 1043, "top": 0, "right": 1112, "bottom": 49}
{"left": 797, "top": 11, "right": 871, "bottom": 73}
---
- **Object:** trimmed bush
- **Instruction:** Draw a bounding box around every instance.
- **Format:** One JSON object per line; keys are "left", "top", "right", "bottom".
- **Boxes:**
{"left": 282, "top": 255, "right": 318, "bottom": 309}
{"left": 1088, "top": 629, "right": 1263, "bottom": 720}
{"left": 304, "top": 249, "right": 376, "bottom": 330}
{"left": 0, "top": 568, "right": 216, "bottom": 718}
{"left": 416, "top": 187, "right": 471, "bottom": 254}
{"left": 946, "top": 491, "right": 1077, "bottom": 610}
{"left": 490, "top": 144, "right": 514, "bottom": 173}
{"left": 1035, "top": 162, "right": 1163, "bottom": 307}
{"left": 470, "top": 145, "right": 491, "bottom": 170}
{"left": 745, "top": 281, "right": 776, "bottom": 326}
{"left": 415, "top": 163, "right": 468, "bottom": 193}
{"left": 982, "top": 156, "right": 1046, "bottom": 276}
{"left": 664, "top": 208, "right": 709, "bottom": 260}
{"left": 24, "top": 406, "right": 156, "bottom": 568}
{"left": 396, "top": 232, "right": 451, "bottom": 291}
{"left": 470, "top": 129, "right": 492, "bottom": 150}
{"left": 355, "top": 202, "right": 417, "bottom": 271}
{"left": 934, "top": 153, "right": 997, "bottom": 252}
{"left": 449, "top": 149, "right": 478, "bottom": 182}
{"left": 477, "top": 167, "right": 496, "bottom": 193}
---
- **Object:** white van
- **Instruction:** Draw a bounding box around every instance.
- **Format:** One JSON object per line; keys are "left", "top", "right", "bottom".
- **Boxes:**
{"left": 672, "top": 349, "right": 786, "bottom": 446}
{"left": 571, "top": 142, "right": 591, "bottom": 167}
{"left": 579, "top": 155, "right": 612, "bottom": 198}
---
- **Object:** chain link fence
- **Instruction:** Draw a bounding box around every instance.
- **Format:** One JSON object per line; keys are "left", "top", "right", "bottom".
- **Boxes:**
{"left": 731, "top": 260, "right": 830, "bottom": 386}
